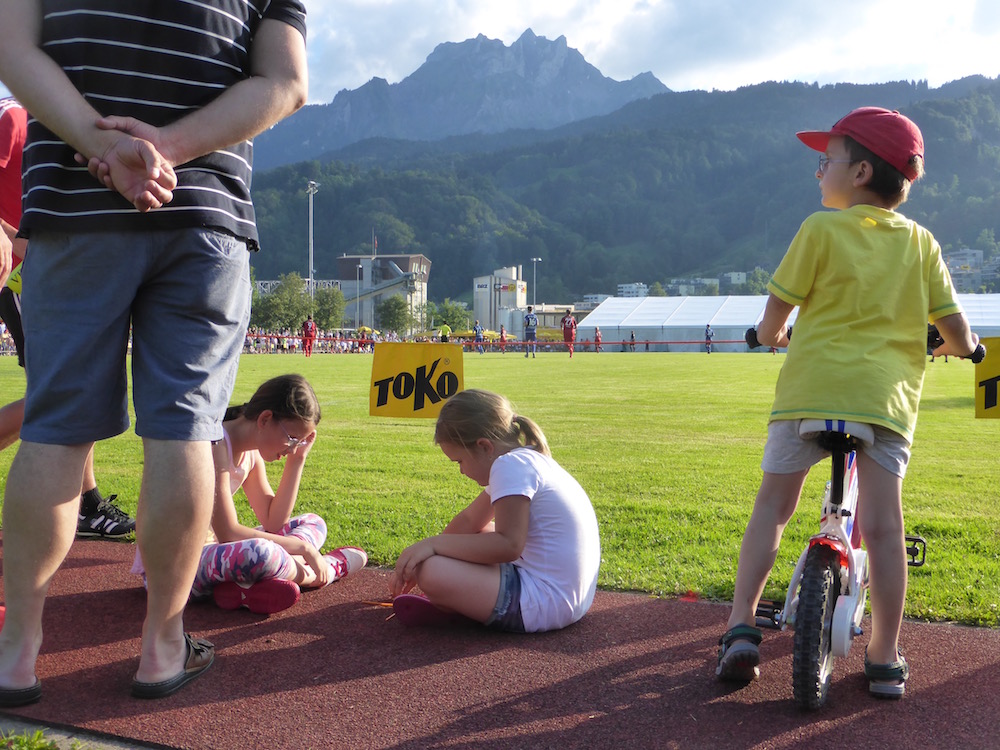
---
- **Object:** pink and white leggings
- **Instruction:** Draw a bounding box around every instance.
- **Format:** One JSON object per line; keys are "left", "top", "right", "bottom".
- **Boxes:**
{"left": 190, "top": 513, "right": 327, "bottom": 598}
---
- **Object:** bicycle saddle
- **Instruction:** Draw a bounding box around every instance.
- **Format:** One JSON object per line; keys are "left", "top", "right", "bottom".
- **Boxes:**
{"left": 798, "top": 419, "right": 875, "bottom": 447}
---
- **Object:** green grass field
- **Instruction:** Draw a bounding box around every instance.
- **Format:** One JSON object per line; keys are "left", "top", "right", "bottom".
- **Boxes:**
{"left": 0, "top": 350, "right": 997, "bottom": 626}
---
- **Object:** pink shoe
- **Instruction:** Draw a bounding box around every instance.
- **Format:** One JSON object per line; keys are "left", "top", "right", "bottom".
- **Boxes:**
{"left": 212, "top": 579, "right": 301, "bottom": 614}
{"left": 324, "top": 546, "right": 368, "bottom": 582}
{"left": 392, "top": 594, "right": 478, "bottom": 628}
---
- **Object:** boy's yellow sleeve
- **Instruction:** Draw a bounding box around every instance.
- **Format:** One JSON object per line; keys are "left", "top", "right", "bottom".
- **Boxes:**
{"left": 767, "top": 215, "right": 822, "bottom": 306}
{"left": 926, "top": 241, "right": 961, "bottom": 322}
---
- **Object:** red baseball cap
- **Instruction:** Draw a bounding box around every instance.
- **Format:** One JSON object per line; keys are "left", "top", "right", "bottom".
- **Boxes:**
{"left": 796, "top": 107, "right": 924, "bottom": 182}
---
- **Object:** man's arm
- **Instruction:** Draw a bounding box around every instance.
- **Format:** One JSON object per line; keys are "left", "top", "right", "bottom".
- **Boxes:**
{"left": 0, "top": 0, "right": 175, "bottom": 211}
{"left": 91, "top": 19, "right": 307, "bottom": 170}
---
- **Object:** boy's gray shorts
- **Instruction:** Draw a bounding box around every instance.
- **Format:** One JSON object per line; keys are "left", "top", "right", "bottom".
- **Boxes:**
{"left": 761, "top": 418, "right": 911, "bottom": 479}
{"left": 20, "top": 228, "right": 251, "bottom": 444}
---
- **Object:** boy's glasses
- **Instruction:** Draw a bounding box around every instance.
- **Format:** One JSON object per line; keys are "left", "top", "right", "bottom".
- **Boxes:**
{"left": 818, "top": 156, "right": 853, "bottom": 174}
{"left": 279, "top": 422, "right": 305, "bottom": 450}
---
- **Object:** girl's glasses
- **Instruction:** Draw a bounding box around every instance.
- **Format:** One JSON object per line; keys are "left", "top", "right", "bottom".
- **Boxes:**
{"left": 818, "top": 156, "right": 853, "bottom": 174}
{"left": 279, "top": 422, "right": 305, "bottom": 450}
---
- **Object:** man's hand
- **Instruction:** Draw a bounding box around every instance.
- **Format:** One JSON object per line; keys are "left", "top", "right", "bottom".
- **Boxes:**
{"left": 745, "top": 327, "right": 761, "bottom": 349}
{"left": 103, "top": 136, "right": 176, "bottom": 212}
{"left": 75, "top": 118, "right": 176, "bottom": 212}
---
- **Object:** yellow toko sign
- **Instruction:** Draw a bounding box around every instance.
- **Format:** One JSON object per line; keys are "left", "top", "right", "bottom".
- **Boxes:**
{"left": 370, "top": 342, "right": 464, "bottom": 418}
{"left": 975, "top": 337, "right": 1000, "bottom": 418}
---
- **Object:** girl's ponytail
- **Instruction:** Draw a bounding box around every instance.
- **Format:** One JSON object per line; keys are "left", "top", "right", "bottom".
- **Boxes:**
{"left": 512, "top": 414, "right": 550, "bottom": 457}
{"left": 435, "top": 389, "right": 549, "bottom": 455}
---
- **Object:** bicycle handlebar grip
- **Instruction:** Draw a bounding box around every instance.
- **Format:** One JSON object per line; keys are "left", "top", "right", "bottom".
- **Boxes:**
{"left": 745, "top": 327, "right": 761, "bottom": 349}
{"left": 927, "top": 324, "right": 944, "bottom": 351}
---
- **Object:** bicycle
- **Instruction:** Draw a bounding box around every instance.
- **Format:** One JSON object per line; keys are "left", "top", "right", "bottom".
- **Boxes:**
{"left": 754, "top": 419, "right": 927, "bottom": 709}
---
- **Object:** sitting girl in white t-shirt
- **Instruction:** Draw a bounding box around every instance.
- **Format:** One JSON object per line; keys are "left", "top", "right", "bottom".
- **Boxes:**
{"left": 389, "top": 389, "right": 600, "bottom": 632}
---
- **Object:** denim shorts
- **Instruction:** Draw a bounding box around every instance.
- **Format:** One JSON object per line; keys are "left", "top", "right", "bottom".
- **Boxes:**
{"left": 761, "top": 419, "right": 911, "bottom": 479}
{"left": 484, "top": 562, "right": 526, "bottom": 633}
{"left": 20, "top": 228, "right": 251, "bottom": 444}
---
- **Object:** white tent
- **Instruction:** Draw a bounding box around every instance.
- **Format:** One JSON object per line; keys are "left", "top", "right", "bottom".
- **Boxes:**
{"left": 578, "top": 294, "right": 1000, "bottom": 353}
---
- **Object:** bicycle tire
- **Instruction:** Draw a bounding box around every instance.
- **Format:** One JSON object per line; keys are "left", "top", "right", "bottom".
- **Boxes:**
{"left": 792, "top": 544, "right": 840, "bottom": 709}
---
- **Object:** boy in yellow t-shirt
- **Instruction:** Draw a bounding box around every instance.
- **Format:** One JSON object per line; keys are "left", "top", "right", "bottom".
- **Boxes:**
{"left": 717, "top": 107, "right": 983, "bottom": 698}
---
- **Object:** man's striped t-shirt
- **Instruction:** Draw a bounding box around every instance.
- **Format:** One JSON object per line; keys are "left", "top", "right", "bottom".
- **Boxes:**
{"left": 20, "top": 0, "right": 307, "bottom": 250}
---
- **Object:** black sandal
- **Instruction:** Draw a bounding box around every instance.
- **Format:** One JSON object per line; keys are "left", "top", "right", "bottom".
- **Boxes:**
{"left": 716, "top": 624, "right": 763, "bottom": 682}
{"left": 864, "top": 649, "right": 908, "bottom": 698}
{"left": 131, "top": 634, "right": 215, "bottom": 699}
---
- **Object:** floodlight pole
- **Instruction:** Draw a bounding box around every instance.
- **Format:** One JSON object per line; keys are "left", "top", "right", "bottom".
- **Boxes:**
{"left": 356, "top": 264, "right": 363, "bottom": 330}
{"left": 306, "top": 181, "right": 319, "bottom": 299}
{"left": 530, "top": 257, "right": 542, "bottom": 307}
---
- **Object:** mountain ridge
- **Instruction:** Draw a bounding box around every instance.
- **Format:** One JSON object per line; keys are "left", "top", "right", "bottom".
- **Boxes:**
{"left": 253, "top": 29, "right": 668, "bottom": 171}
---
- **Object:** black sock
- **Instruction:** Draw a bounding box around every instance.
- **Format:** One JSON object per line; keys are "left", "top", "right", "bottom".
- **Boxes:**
{"left": 80, "top": 487, "right": 103, "bottom": 515}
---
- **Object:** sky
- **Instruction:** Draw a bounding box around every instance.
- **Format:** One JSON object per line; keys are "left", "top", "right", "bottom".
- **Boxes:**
{"left": 299, "top": 0, "right": 1000, "bottom": 104}
{"left": 3, "top": 1, "right": 1000, "bottom": 104}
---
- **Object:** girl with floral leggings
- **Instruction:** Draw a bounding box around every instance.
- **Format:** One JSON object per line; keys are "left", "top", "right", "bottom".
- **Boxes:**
{"left": 133, "top": 374, "right": 366, "bottom": 613}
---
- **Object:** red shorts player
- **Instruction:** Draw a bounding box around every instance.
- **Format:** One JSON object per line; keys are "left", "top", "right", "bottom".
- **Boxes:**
{"left": 301, "top": 315, "right": 317, "bottom": 357}
{"left": 560, "top": 309, "right": 577, "bottom": 358}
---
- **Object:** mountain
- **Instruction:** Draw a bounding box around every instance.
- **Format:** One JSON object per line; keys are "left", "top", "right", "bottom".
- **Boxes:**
{"left": 253, "top": 29, "right": 668, "bottom": 171}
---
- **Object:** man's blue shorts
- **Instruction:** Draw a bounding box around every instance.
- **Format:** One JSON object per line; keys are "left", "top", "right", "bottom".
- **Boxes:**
{"left": 20, "top": 228, "right": 251, "bottom": 444}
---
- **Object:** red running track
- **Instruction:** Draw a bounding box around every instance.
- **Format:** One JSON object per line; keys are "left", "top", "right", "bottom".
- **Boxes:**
{"left": 1, "top": 536, "right": 998, "bottom": 749}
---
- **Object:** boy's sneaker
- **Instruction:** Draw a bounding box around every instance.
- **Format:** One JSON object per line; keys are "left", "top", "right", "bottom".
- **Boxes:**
{"left": 324, "top": 546, "right": 368, "bottom": 582}
{"left": 77, "top": 495, "right": 136, "bottom": 538}
{"left": 213, "top": 578, "right": 301, "bottom": 615}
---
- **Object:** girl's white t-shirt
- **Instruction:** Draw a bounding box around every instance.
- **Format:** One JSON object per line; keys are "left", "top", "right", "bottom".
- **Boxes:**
{"left": 488, "top": 447, "right": 601, "bottom": 632}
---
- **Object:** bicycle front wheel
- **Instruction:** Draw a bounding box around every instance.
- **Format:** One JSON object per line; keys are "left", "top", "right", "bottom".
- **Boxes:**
{"left": 792, "top": 544, "right": 840, "bottom": 709}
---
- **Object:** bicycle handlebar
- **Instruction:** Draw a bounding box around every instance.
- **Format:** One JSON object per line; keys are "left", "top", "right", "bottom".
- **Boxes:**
{"left": 747, "top": 323, "right": 985, "bottom": 363}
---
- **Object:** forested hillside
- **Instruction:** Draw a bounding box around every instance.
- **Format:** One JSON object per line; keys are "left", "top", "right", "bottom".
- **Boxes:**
{"left": 252, "top": 76, "right": 1000, "bottom": 303}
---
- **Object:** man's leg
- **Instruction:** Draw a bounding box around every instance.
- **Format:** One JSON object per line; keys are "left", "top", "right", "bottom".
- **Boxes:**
{"left": 0, "top": 442, "right": 91, "bottom": 689}
{"left": 127, "top": 228, "right": 249, "bottom": 687}
{"left": 133, "top": 438, "right": 214, "bottom": 684}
